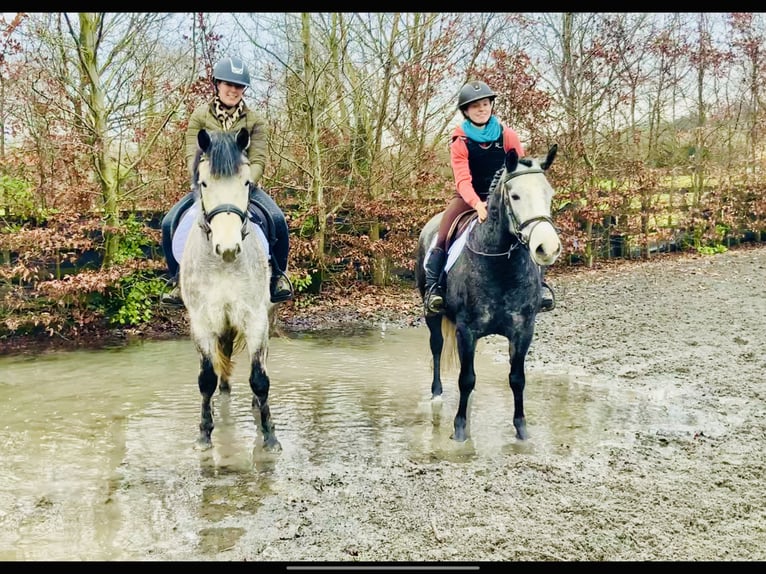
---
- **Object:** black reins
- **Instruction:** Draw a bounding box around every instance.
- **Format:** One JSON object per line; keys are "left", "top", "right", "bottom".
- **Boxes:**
{"left": 200, "top": 202, "right": 250, "bottom": 239}
{"left": 465, "top": 167, "right": 555, "bottom": 258}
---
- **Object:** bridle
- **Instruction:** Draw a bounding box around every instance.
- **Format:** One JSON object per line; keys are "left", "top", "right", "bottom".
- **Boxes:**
{"left": 465, "top": 167, "right": 556, "bottom": 258}
{"left": 195, "top": 157, "right": 250, "bottom": 240}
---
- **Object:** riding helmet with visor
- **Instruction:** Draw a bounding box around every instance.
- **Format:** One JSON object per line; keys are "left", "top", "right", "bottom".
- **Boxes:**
{"left": 213, "top": 56, "right": 250, "bottom": 88}
{"left": 457, "top": 80, "right": 496, "bottom": 111}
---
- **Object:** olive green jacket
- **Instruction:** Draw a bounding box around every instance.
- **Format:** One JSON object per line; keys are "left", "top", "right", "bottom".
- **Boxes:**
{"left": 185, "top": 100, "right": 268, "bottom": 185}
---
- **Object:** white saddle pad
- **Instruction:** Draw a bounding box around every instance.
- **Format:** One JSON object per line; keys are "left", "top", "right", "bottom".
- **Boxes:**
{"left": 423, "top": 218, "right": 477, "bottom": 273}
{"left": 172, "top": 204, "right": 270, "bottom": 264}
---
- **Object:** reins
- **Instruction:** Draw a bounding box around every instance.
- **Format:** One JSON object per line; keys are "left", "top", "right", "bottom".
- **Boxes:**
{"left": 200, "top": 202, "right": 250, "bottom": 240}
{"left": 465, "top": 167, "right": 555, "bottom": 258}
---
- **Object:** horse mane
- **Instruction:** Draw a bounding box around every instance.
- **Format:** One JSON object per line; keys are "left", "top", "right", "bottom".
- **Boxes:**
{"left": 487, "top": 166, "right": 505, "bottom": 195}
{"left": 487, "top": 156, "right": 537, "bottom": 195}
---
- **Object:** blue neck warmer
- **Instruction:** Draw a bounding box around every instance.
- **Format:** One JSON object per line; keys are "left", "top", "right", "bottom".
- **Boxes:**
{"left": 462, "top": 115, "right": 502, "bottom": 143}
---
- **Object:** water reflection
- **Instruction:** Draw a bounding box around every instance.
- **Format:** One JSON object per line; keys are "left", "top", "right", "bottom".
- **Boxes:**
{"left": 0, "top": 325, "right": 688, "bottom": 560}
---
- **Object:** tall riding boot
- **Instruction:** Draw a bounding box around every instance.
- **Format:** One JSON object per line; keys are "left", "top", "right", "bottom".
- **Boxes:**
{"left": 424, "top": 247, "right": 447, "bottom": 316}
{"left": 540, "top": 266, "right": 555, "bottom": 312}
{"left": 160, "top": 274, "right": 184, "bottom": 307}
{"left": 270, "top": 263, "right": 294, "bottom": 303}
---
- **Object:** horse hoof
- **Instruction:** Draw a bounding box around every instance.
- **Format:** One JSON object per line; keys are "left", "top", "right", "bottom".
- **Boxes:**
{"left": 263, "top": 437, "right": 282, "bottom": 452}
{"left": 452, "top": 429, "right": 468, "bottom": 442}
{"left": 514, "top": 419, "right": 529, "bottom": 440}
{"left": 196, "top": 433, "right": 213, "bottom": 450}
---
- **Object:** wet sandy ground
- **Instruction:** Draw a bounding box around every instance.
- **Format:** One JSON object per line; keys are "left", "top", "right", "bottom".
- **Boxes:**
{"left": 2, "top": 245, "right": 765, "bottom": 561}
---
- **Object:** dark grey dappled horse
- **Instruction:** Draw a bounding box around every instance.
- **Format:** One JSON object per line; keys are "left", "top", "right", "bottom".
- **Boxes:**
{"left": 416, "top": 144, "right": 562, "bottom": 442}
{"left": 180, "top": 127, "right": 280, "bottom": 451}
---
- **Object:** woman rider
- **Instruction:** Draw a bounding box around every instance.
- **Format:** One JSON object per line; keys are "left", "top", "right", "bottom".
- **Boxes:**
{"left": 161, "top": 56, "right": 293, "bottom": 305}
{"left": 423, "top": 80, "right": 555, "bottom": 316}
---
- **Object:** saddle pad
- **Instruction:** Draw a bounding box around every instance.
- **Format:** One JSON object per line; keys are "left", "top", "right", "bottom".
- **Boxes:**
{"left": 172, "top": 204, "right": 270, "bottom": 264}
{"left": 424, "top": 219, "right": 477, "bottom": 274}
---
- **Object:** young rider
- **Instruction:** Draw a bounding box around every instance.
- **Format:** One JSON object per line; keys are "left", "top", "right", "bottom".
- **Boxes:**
{"left": 161, "top": 56, "right": 293, "bottom": 305}
{"left": 423, "top": 79, "right": 555, "bottom": 316}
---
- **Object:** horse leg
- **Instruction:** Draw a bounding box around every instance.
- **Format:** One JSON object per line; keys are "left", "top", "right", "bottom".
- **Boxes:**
{"left": 508, "top": 337, "right": 532, "bottom": 440}
{"left": 197, "top": 355, "right": 218, "bottom": 448}
{"left": 453, "top": 326, "right": 477, "bottom": 442}
{"left": 218, "top": 331, "right": 235, "bottom": 394}
{"left": 249, "top": 349, "right": 282, "bottom": 452}
{"left": 426, "top": 314, "right": 444, "bottom": 397}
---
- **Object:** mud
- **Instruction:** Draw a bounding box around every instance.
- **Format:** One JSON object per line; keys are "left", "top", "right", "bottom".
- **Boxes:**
{"left": 5, "top": 245, "right": 766, "bottom": 562}
{"left": 224, "top": 245, "right": 766, "bottom": 561}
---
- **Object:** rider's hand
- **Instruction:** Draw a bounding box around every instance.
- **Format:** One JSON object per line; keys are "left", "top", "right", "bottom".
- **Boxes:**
{"left": 475, "top": 201, "right": 488, "bottom": 222}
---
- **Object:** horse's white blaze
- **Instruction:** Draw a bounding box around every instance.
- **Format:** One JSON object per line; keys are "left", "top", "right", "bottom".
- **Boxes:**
{"left": 507, "top": 171, "right": 561, "bottom": 267}
{"left": 209, "top": 211, "right": 244, "bottom": 261}
{"left": 198, "top": 163, "right": 250, "bottom": 263}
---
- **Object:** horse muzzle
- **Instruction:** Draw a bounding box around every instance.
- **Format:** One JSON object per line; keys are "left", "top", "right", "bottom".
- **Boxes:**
{"left": 200, "top": 203, "right": 249, "bottom": 263}
{"left": 526, "top": 219, "right": 562, "bottom": 267}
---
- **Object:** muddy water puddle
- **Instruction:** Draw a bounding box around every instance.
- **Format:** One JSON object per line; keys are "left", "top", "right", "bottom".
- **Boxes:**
{"left": 0, "top": 325, "right": 697, "bottom": 560}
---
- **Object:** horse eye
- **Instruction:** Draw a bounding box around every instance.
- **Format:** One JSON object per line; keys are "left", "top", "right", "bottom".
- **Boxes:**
{"left": 511, "top": 193, "right": 520, "bottom": 201}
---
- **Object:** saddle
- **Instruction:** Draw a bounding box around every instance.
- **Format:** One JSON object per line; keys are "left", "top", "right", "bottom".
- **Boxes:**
{"left": 446, "top": 209, "right": 478, "bottom": 252}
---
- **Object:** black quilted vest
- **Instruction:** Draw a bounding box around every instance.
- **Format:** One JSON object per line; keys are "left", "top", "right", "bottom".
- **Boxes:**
{"left": 464, "top": 133, "right": 505, "bottom": 201}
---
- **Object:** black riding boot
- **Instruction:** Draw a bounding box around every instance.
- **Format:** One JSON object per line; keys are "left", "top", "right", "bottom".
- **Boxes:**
{"left": 424, "top": 247, "right": 447, "bottom": 317}
{"left": 161, "top": 275, "right": 184, "bottom": 307}
{"left": 540, "top": 266, "right": 555, "bottom": 312}
{"left": 270, "top": 264, "right": 294, "bottom": 304}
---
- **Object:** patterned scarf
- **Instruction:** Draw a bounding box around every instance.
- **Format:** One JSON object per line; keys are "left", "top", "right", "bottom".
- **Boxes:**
{"left": 462, "top": 115, "right": 502, "bottom": 143}
{"left": 213, "top": 95, "right": 245, "bottom": 131}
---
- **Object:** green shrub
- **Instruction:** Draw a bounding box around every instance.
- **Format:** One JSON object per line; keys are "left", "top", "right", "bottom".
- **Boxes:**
{"left": 105, "top": 272, "right": 167, "bottom": 326}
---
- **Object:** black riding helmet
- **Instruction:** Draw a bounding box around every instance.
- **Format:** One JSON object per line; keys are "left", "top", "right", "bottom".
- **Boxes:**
{"left": 213, "top": 56, "right": 250, "bottom": 88}
{"left": 457, "top": 80, "right": 496, "bottom": 115}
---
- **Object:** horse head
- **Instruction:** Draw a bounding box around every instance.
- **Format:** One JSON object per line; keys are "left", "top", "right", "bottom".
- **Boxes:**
{"left": 496, "top": 144, "right": 562, "bottom": 267}
{"left": 194, "top": 128, "right": 252, "bottom": 263}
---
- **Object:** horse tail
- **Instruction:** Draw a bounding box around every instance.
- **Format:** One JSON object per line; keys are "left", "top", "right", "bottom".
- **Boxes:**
{"left": 213, "top": 342, "right": 234, "bottom": 381}
{"left": 440, "top": 316, "right": 459, "bottom": 372}
{"left": 212, "top": 326, "right": 239, "bottom": 381}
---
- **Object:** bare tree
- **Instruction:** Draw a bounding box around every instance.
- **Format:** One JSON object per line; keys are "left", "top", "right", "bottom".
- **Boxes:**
{"left": 18, "top": 12, "right": 198, "bottom": 265}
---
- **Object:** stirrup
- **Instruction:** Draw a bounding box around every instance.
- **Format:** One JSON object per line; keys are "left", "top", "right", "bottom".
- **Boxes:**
{"left": 424, "top": 285, "right": 444, "bottom": 317}
{"left": 161, "top": 285, "right": 184, "bottom": 307}
{"left": 270, "top": 270, "right": 294, "bottom": 304}
{"left": 540, "top": 281, "right": 555, "bottom": 312}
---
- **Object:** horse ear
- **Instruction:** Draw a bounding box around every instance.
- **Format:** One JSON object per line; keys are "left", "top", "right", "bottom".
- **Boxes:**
{"left": 197, "top": 129, "right": 211, "bottom": 153}
{"left": 541, "top": 143, "right": 558, "bottom": 170}
{"left": 505, "top": 148, "right": 519, "bottom": 172}
{"left": 236, "top": 127, "right": 250, "bottom": 152}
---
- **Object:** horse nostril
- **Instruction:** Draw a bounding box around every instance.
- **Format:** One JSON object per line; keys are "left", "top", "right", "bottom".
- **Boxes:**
{"left": 222, "top": 249, "right": 237, "bottom": 263}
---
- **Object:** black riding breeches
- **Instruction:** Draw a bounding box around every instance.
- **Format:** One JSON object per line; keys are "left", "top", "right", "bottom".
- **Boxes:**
{"left": 160, "top": 186, "right": 290, "bottom": 278}
{"left": 248, "top": 185, "right": 289, "bottom": 274}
